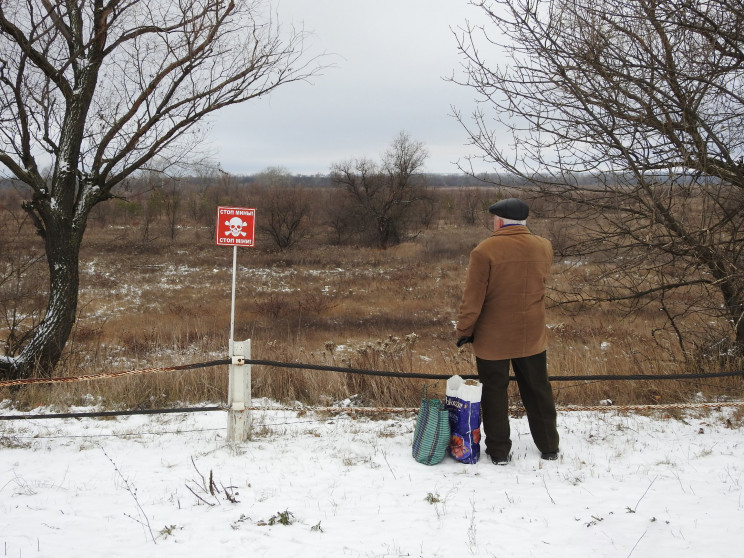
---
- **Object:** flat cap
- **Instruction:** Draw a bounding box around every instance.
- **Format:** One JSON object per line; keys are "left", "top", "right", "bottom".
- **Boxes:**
{"left": 488, "top": 198, "right": 529, "bottom": 220}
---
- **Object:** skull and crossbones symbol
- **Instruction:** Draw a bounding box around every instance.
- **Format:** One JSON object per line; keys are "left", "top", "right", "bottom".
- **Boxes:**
{"left": 225, "top": 216, "right": 248, "bottom": 237}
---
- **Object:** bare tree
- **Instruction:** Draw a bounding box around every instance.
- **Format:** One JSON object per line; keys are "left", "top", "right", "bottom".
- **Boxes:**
{"left": 455, "top": 186, "right": 498, "bottom": 226}
{"left": 322, "top": 188, "right": 362, "bottom": 245}
{"left": 330, "top": 132, "right": 429, "bottom": 249}
{"left": 0, "top": 0, "right": 321, "bottom": 379}
{"left": 162, "top": 178, "right": 182, "bottom": 241}
{"left": 452, "top": 0, "right": 744, "bottom": 360}
{"left": 254, "top": 167, "right": 311, "bottom": 249}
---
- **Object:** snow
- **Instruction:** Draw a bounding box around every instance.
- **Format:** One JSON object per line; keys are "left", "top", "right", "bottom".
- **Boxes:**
{"left": 1, "top": 403, "right": 743, "bottom": 557}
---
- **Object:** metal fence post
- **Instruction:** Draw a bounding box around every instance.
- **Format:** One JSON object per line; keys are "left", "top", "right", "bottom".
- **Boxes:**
{"left": 227, "top": 338, "right": 251, "bottom": 441}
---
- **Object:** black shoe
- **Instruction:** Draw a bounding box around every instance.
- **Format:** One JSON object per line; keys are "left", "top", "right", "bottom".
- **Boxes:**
{"left": 490, "top": 454, "right": 511, "bottom": 466}
{"left": 540, "top": 451, "right": 559, "bottom": 461}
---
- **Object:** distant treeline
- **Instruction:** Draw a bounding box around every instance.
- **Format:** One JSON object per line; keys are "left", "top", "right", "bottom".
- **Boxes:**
{"left": 0, "top": 171, "right": 683, "bottom": 193}
{"left": 2, "top": 171, "right": 523, "bottom": 250}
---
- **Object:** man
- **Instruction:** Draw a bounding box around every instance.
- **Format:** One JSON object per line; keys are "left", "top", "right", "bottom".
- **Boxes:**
{"left": 456, "top": 198, "right": 559, "bottom": 465}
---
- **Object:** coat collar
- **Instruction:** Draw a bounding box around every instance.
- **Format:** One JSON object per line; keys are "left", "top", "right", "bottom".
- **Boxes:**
{"left": 491, "top": 224, "right": 530, "bottom": 237}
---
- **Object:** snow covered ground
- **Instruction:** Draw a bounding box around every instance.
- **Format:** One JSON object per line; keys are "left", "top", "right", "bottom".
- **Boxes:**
{"left": 1, "top": 401, "right": 742, "bottom": 557}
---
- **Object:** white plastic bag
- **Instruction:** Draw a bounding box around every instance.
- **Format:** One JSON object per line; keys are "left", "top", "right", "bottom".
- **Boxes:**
{"left": 445, "top": 375, "right": 483, "bottom": 464}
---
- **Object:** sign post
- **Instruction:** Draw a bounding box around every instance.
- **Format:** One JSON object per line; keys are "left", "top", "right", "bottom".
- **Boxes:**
{"left": 216, "top": 206, "right": 256, "bottom": 442}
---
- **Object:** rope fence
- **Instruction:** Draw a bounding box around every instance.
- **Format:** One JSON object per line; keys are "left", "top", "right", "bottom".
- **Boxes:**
{"left": 0, "top": 359, "right": 231, "bottom": 388}
{"left": 1, "top": 357, "right": 742, "bottom": 388}
{"left": 1, "top": 357, "right": 742, "bottom": 421}
{"left": 0, "top": 406, "right": 224, "bottom": 421}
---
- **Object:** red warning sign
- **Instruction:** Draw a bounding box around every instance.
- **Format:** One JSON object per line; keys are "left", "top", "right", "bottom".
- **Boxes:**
{"left": 216, "top": 206, "right": 256, "bottom": 247}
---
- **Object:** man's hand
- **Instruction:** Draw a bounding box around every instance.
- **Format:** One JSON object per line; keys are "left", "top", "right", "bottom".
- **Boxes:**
{"left": 456, "top": 336, "right": 474, "bottom": 348}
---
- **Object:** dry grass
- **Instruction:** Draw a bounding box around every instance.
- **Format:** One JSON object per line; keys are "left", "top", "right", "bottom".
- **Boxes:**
{"left": 2, "top": 216, "right": 742, "bottom": 411}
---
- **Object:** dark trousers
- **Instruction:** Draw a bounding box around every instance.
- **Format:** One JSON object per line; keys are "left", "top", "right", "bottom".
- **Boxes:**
{"left": 476, "top": 351, "right": 559, "bottom": 459}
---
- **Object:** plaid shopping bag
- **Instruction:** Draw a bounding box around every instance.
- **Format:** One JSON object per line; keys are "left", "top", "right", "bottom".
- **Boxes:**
{"left": 411, "top": 385, "right": 450, "bottom": 465}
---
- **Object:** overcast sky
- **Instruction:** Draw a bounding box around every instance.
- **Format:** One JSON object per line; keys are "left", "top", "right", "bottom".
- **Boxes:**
{"left": 210, "top": 0, "right": 495, "bottom": 176}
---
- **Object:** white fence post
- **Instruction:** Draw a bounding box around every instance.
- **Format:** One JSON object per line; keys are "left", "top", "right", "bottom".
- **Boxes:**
{"left": 227, "top": 338, "right": 252, "bottom": 442}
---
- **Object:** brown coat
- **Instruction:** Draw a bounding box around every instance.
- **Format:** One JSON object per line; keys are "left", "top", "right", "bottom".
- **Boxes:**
{"left": 456, "top": 225, "right": 553, "bottom": 361}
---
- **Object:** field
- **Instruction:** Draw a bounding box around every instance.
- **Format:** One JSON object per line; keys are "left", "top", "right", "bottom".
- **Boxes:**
{"left": 2, "top": 183, "right": 742, "bottom": 412}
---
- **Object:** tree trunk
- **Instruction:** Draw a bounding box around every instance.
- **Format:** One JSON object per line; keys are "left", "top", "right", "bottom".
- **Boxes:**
{"left": 720, "top": 281, "right": 744, "bottom": 355}
{"left": 0, "top": 223, "right": 81, "bottom": 381}
{"left": 377, "top": 216, "right": 390, "bottom": 249}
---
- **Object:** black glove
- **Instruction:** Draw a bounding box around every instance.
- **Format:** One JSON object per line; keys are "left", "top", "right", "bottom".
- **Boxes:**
{"left": 456, "top": 336, "right": 474, "bottom": 348}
